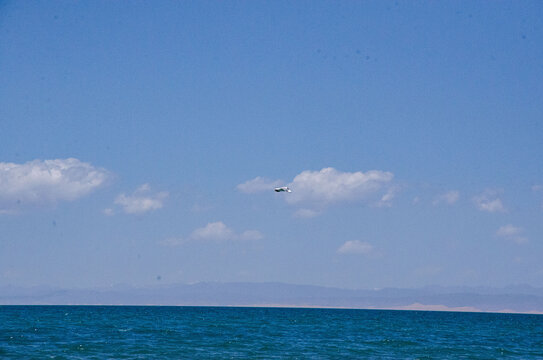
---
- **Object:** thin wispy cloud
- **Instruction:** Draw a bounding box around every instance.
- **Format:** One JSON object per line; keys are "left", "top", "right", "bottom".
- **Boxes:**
{"left": 337, "top": 240, "right": 374, "bottom": 255}
{"left": 0, "top": 158, "right": 109, "bottom": 212}
{"left": 473, "top": 189, "right": 506, "bottom": 213}
{"left": 191, "top": 221, "right": 263, "bottom": 241}
{"left": 113, "top": 184, "right": 168, "bottom": 214}
{"left": 496, "top": 224, "right": 528, "bottom": 244}
{"left": 163, "top": 221, "right": 263, "bottom": 246}
{"left": 433, "top": 190, "right": 459, "bottom": 205}
{"left": 293, "top": 208, "right": 321, "bottom": 218}
{"left": 236, "top": 176, "right": 283, "bottom": 194}
{"left": 103, "top": 208, "right": 115, "bottom": 216}
{"left": 376, "top": 185, "right": 400, "bottom": 208}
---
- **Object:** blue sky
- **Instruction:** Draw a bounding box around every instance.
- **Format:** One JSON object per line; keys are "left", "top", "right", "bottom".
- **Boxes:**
{"left": 1, "top": 1, "right": 542, "bottom": 289}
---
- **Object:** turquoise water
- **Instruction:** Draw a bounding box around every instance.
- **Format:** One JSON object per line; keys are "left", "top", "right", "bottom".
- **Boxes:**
{"left": 1, "top": 306, "right": 542, "bottom": 359}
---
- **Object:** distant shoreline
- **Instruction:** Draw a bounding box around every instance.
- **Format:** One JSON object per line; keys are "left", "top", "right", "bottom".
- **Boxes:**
{"left": 3, "top": 282, "right": 543, "bottom": 314}
{"left": 2, "top": 303, "right": 542, "bottom": 315}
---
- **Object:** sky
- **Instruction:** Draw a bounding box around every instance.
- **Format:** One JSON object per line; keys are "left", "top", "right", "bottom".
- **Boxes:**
{"left": 1, "top": 1, "right": 542, "bottom": 290}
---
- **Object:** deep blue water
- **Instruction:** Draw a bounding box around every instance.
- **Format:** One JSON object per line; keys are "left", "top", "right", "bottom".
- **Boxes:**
{"left": 0, "top": 306, "right": 542, "bottom": 359}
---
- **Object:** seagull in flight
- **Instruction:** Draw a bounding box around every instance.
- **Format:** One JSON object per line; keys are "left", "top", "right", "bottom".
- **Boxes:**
{"left": 274, "top": 186, "right": 292, "bottom": 193}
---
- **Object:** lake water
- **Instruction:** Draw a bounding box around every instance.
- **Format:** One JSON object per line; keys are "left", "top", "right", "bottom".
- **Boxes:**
{"left": 1, "top": 306, "right": 542, "bottom": 358}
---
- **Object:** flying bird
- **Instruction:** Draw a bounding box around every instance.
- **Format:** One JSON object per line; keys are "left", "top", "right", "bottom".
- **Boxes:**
{"left": 274, "top": 187, "right": 292, "bottom": 193}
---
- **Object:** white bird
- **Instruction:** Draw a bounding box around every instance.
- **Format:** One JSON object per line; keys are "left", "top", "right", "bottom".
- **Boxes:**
{"left": 274, "top": 187, "right": 292, "bottom": 193}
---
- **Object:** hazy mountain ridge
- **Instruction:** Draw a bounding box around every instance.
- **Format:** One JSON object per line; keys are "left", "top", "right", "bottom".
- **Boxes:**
{"left": 1, "top": 282, "right": 543, "bottom": 313}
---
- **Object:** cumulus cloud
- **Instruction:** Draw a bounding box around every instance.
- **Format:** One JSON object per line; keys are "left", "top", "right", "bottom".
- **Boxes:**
{"left": 0, "top": 158, "right": 109, "bottom": 211}
{"left": 496, "top": 224, "right": 528, "bottom": 244}
{"left": 286, "top": 168, "right": 393, "bottom": 207}
{"left": 238, "top": 167, "right": 396, "bottom": 216}
{"left": 287, "top": 168, "right": 394, "bottom": 210}
{"left": 114, "top": 184, "right": 168, "bottom": 214}
{"left": 433, "top": 190, "right": 460, "bottom": 205}
{"left": 473, "top": 189, "right": 506, "bottom": 213}
{"left": 163, "top": 221, "right": 263, "bottom": 245}
{"left": 237, "top": 176, "right": 283, "bottom": 194}
{"left": 337, "top": 240, "right": 374, "bottom": 255}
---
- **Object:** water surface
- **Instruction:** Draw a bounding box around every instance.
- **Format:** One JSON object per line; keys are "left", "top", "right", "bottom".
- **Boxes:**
{"left": 1, "top": 306, "right": 542, "bottom": 358}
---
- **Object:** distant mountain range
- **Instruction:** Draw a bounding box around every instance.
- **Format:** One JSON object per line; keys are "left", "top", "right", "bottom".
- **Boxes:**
{"left": 1, "top": 282, "right": 543, "bottom": 314}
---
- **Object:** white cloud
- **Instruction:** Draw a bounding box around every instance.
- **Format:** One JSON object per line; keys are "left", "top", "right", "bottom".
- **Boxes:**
{"left": 433, "top": 190, "right": 459, "bottom": 205}
{"left": 0, "top": 158, "right": 109, "bottom": 211}
{"left": 337, "top": 240, "right": 374, "bottom": 255}
{"left": 163, "top": 221, "right": 263, "bottom": 245}
{"left": 238, "top": 167, "right": 396, "bottom": 216}
{"left": 238, "top": 230, "right": 264, "bottom": 241}
{"left": 376, "top": 185, "right": 400, "bottom": 207}
{"left": 114, "top": 184, "right": 168, "bottom": 214}
{"left": 191, "top": 221, "right": 263, "bottom": 241}
{"left": 496, "top": 224, "right": 521, "bottom": 237}
{"left": 162, "top": 221, "right": 264, "bottom": 246}
{"left": 190, "top": 221, "right": 234, "bottom": 241}
{"left": 496, "top": 224, "right": 528, "bottom": 244}
{"left": 473, "top": 190, "right": 506, "bottom": 213}
{"left": 286, "top": 167, "right": 394, "bottom": 207}
{"left": 136, "top": 183, "right": 150, "bottom": 192}
{"left": 237, "top": 176, "right": 283, "bottom": 194}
